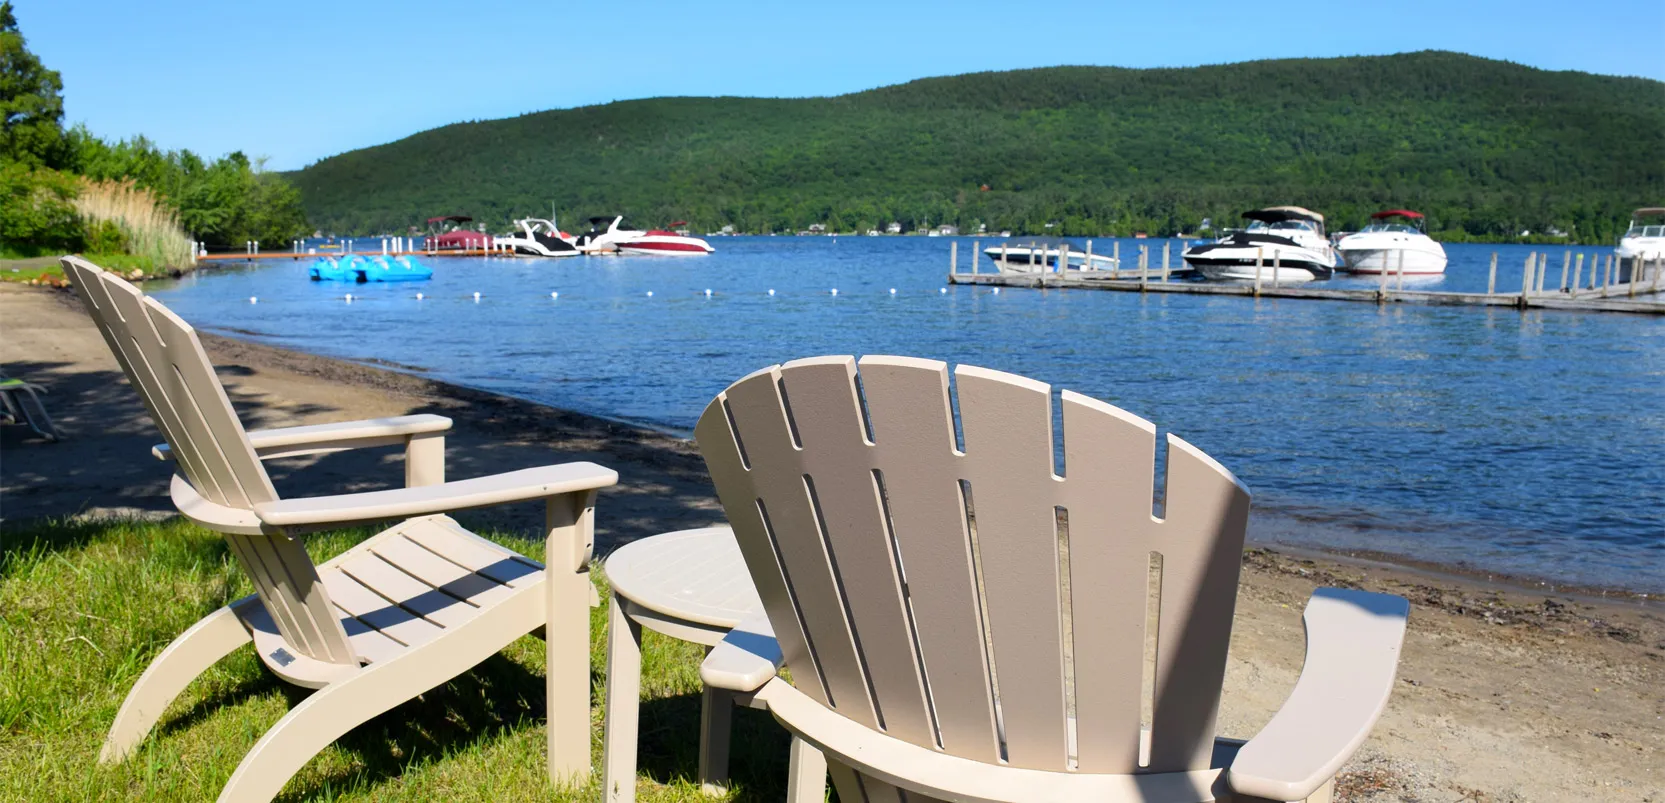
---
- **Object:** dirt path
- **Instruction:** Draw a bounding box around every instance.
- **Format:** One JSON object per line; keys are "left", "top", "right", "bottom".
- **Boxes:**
{"left": 3, "top": 283, "right": 1660, "bottom": 801}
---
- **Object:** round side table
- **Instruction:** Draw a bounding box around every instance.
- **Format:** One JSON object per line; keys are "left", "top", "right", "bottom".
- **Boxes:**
{"left": 600, "top": 526, "right": 822, "bottom": 802}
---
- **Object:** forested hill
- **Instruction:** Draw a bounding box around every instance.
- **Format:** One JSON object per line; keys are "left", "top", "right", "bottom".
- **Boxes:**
{"left": 290, "top": 51, "right": 1665, "bottom": 241}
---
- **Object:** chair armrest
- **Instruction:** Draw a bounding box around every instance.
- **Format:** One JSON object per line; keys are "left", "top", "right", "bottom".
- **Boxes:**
{"left": 1229, "top": 588, "right": 1410, "bottom": 801}
{"left": 153, "top": 414, "right": 452, "bottom": 461}
{"left": 251, "top": 462, "right": 616, "bottom": 528}
{"left": 700, "top": 613, "right": 783, "bottom": 692}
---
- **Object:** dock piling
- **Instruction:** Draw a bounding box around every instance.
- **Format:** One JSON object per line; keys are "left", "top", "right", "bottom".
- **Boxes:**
{"left": 1254, "top": 248, "right": 1264, "bottom": 298}
{"left": 1573, "top": 253, "right": 1584, "bottom": 293}
{"left": 1487, "top": 252, "right": 1498, "bottom": 295}
{"left": 1140, "top": 246, "right": 1149, "bottom": 292}
{"left": 972, "top": 240, "right": 979, "bottom": 275}
{"left": 1162, "top": 241, "right": 1171, "bottom": 282}
{"left": 1560, "top": 251, "right": 1571, "bottom": 293}
{"left": 1085, "top": 240, "right": 1093, "bottom": 272}
{"left": 1520, "top": 252, "right": 1535, "bottom": 298}
{"left": 1272, "top": 250, "right": 1281, "bottom": 290}
{"left": 950, "top": 240, "right": 958, "bottom": 275}
{"left": 1395, "top": 248, "right": 1405, "bottom": 291}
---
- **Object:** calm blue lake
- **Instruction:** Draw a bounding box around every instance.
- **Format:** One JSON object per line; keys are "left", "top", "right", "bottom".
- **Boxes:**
{"left": 149, "top": 237, "right": 1665, "bottom": 592}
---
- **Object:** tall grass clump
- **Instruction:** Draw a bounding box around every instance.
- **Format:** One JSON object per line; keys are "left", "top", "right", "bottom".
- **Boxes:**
{"left": 72, "top": 177, "right": 193, "bottom": 269}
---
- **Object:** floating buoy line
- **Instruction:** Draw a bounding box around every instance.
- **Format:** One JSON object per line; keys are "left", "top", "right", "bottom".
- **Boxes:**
{"left": 274, "top": 286, "right": 1003, "bottom": 306}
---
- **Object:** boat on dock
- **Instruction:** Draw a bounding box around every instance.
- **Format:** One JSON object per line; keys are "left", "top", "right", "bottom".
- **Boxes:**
{"left": 1616, "top": 207, "right": 1664, "bottom": 279}
{"left": 577, "top": 216, "right": 715, "bottom": 255}
{"left": 1183, "top": 207, "right": 1337, "bottom": 281}
{"left": 1337, "top": 209, "right": 1448, "bottom": 275}
{"left": 984, "top": 237, "right": 1119, "bottom": 273}
{"left": 426, "top": 215, "right": 492, "bottom": 251}
{"left": 496, "top": 218, "right": 580, "bottom": 257}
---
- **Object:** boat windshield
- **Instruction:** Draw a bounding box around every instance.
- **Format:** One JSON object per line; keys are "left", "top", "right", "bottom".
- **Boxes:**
{"left": 1361, "top": 222, "right": 1422, "bottom": 234}
{"left": 1625, "top": 224, "right": 1665, "bottom": 237}
{"left": 1246, "top": 220, "right": 1317, "bottom": 234}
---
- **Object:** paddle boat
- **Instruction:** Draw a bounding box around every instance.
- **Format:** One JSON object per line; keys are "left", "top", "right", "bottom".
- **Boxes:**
{"left": 309, "top": 255, "right": 433, "bottom": 282}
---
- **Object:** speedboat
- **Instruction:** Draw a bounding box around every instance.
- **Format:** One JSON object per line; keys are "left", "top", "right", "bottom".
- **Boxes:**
{"left": 1336, "top": 209, "right": 1447, "bottom": 274}
{"left": 577, "top": 216, "right": 715, "bottom": 255}
{"left": 496, "top": 218, "right": 580, "bottom": 257}
{"left": 983, "top": 237, "right": 1119, "bottom": 273}
{"left": 1183, "top": 207, "right": 1336, "bottom": 281}
{"left": 1615, "top": 207, "right": 1665, "bottom": 281}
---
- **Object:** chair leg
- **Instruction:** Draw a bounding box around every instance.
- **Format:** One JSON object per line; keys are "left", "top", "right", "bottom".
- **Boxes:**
{"left": 601, "top": 592, "right": 643, "bottom": 803}
{"left": 786, "top": 736, "right": 829, "bottom": 803}
{"left": 698, "top": 686, "right": 734, "bottom": 794}
{"left": 101, "top": 603, "right": 253, "bottom": 763}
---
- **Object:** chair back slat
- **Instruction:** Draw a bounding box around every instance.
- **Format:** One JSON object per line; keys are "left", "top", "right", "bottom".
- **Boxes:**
{"left": 774, "top": 357, "right": 934, "bottom": 747}
{"left": 1056, "top": 391, "right": 1159, "bottom": 773}
{"left": 857, "top": 357, "right": 1000, "bottom": 763}
{"left": 59, "top": 257, "right": 356, "bottom": 668}
{"left": 697, "top": 356, "right": 1250, "bottom": 777}
{"left": 953, "top": 365, "right": 1070, "bottom": 770}
{"left": 1143, "top": 435, "right": 1250, "bottom": 771}
{"left": 703, "top": 366, "right": 877, "bottom": 723}
{"left": 63, "top": 259, "right": 233, "bottom": 505}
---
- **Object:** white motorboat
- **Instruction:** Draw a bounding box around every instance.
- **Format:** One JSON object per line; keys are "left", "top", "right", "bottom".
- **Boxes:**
{"left": 1615, "top": 207, "right": 1665, "bottom": 281}
{"left": 1183, "top": 207, "right": 1337, "bottom": 281}
{"left": 983, "top": 237, "right": 1119, "bottom": 273}
{"left": 1336, "top": 209, "right": 1447, "bottom": 274}
{"left": 495, "top": 218, "right": 580, "bottom": 257}
{"left": 577, "top": 216, "right": 715, "bottom": 255}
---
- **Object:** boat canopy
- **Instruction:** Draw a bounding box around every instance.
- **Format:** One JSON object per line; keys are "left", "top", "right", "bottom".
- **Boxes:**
{"left": 1243, "top": 206, "right": 1324, "bottom": 224}
{"left": 426, "top": 215, "right": 473, "bottom": 224}
{"left": 1371, "top": 209, "right": 1424, "bottom": 219}
{"left": 1632, "top": 207, "right": 1665, "bottom": 218}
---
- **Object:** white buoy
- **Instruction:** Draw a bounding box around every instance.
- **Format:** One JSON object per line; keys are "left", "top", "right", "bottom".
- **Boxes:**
{"left": 830, "top": 288, "right": 839, "bottom": 296}
{"left": 940, "top": 287, "right": 948, "bottom": 294}
{"left": 344, "top": 294, "right": 353, "bottom": 303}
{"left": 992, "top": 287, "right": 1001, "bottom": 294}
{"left": 704, "top": 288, "right": 712, "bottom": 297}
{"left": 646, "top": 291, "right": 654, "bottom": 297}
{"left": 768, "top": 288, "right": 776, "bottom": 296}
{"left": 889, "top": 287, "right": 897, "bottom": 295}
{"left": 416, "top": 292, "right": 425, "bottom": 300}
{"left": 473, "top": 291, "right": 482, "bottom": 301}
{"left": 248, "top": 296, "right": 258, "bottom": 304}
{"left": 550, "top": 291, "right": 559, "bottom": 299}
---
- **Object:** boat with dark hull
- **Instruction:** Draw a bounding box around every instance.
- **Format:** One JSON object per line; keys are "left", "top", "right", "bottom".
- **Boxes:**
{"left": 1184, "top": 207, "right": 1337, "bottom": 281}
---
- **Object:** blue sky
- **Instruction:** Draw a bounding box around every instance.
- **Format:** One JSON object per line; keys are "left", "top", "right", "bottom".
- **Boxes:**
{"left": 19, "top": 0, "right": 1665, "bottom": 171}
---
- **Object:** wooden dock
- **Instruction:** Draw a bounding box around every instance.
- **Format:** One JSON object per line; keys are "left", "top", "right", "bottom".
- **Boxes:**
{"left": 946, "top": 241, "right": 1665, "bottom": 316}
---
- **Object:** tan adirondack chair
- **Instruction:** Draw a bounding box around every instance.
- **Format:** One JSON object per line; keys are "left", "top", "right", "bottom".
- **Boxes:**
{"left": 59, "top": 256, "right": 616, "bottom": 802}
{"left": 693, "top": 356, "right": 1409, "bottom": 803}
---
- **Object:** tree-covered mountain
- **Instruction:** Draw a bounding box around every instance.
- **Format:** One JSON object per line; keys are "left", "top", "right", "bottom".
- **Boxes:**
{"left": 290, "top": 51, "right": 1665, "bottom": 241}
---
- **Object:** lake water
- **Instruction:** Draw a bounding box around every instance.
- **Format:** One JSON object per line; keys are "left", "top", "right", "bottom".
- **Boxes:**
{"left": 148, "top": 237, "right": 1665, "bottom": 593}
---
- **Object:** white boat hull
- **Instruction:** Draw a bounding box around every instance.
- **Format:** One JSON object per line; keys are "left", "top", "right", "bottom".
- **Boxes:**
{"left": 1183, "top": 243, "right": 1335, "bottom": 281}
{"left": 984, "top": 246, "right": 1119, "bottom": 273}
{"left": 1337, "top": 231, "right": 1447, "bottom": 274}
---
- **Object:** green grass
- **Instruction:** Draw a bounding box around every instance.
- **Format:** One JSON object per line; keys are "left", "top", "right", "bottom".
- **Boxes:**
{"left": 1, "top": 253, "right": 170, "bottom": 284}
{"left": 0, "top": 518, "right": 799, "bottom": 801}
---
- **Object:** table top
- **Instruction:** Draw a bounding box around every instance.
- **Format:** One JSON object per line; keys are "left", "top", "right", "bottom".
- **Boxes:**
{"left": 603, "top": 526, "right": 762, "bottom": 630}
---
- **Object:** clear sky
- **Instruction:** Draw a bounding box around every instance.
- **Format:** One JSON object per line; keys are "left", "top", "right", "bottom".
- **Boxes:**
{"left": 18, "top": 0, "right": 1665, "bottom": 171}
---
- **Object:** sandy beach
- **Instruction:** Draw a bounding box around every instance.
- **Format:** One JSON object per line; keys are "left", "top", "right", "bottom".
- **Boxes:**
{"left": 3, "top": 281, "right": 1661, "bottom": 801}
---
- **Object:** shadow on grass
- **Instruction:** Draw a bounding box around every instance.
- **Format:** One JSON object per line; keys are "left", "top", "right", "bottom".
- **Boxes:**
{"left": 271, "top": 652, "right": 546, "bottom": 802}
{"left": 634, "top": 694, "right": 794, "bottom": 802}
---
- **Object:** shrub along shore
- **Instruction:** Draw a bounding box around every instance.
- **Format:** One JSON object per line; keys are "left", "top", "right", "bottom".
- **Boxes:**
{"left": 1, "top": 283, "right": 1661, "bottom": 801}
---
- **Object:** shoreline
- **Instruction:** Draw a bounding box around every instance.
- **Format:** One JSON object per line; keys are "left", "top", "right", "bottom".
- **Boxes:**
{"left": 5, "top": 281, "right": 1662, "bottom": 801}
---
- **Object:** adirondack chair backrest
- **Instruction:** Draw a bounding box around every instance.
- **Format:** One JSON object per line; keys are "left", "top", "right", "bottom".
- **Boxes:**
{"left": 60, "top": 257, "right": 358, "bottom": 667}
{"left": 694, "top": 356, "right": 1250, "bottom": 776}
